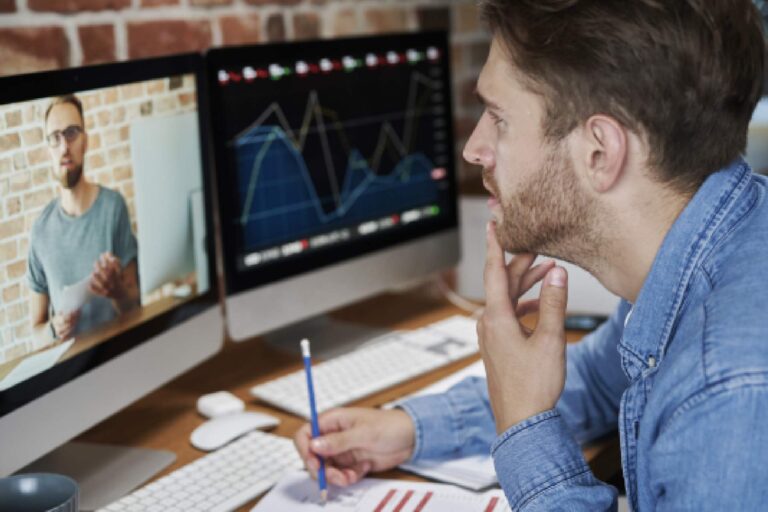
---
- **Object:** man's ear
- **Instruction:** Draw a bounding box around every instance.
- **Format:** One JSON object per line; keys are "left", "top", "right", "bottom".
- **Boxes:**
{"left": 577, "top": 115, "right": 627, "bottom": 193}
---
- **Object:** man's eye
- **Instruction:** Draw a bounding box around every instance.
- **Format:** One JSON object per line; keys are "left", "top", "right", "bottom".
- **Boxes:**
{"left": 488, "top": 111, "right": 504, "bottom": 127}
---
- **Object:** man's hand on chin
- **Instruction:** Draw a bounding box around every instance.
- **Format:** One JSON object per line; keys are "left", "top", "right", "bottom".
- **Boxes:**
{"left": 478, "top": 221, "right": 569, "bottom": 434}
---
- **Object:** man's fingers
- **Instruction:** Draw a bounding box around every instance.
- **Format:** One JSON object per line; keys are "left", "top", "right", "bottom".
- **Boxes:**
{"left": 311, "top": 428, "right": 365, "bottom": 457}
{"left": 515, "top": 299, "right": 540, "bottom": 318}
{"left": 294, "top": 423, "right": 313, "bottom": 459}
{"left": 537, "top": 267, "right": 568, "bottom": 339}
{"left": 89, "top": 278, "right": 108, "bottom": 296}
{"left": 506, "top": 253, "right": 536, "bottom": 300}
{"left": 326, "top": 467, "right": 349, "bottom": 487}
{"left": 483, "top": 222, "right": 513, "bottom": 314}
{"left": 517, "top": 260, "right": 555, "bottom": 298}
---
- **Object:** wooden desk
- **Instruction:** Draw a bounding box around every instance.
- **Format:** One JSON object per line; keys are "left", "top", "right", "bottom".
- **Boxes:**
{"left": 76, "top": 287, "right": 620, "bottom": 510}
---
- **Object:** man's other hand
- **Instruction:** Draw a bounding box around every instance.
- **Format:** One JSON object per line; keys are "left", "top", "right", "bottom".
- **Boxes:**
{"left": 479, "top": 221, "right": 569, "bottom": 434}
{"left": 52, "top": 310, "right": 79, "bottom": 340}
{"left": 294, "top": 407, "right": 415, "bottom": 487}
{"left": 89, "top": 252, "right": 124, "bottom": 300}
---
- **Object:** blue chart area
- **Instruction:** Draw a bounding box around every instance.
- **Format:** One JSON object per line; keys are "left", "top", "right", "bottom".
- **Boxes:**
{"left": 235, "top": 124, "right": 439, "bottom": 250}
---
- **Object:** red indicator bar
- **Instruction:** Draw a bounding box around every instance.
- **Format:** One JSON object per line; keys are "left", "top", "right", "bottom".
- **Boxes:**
{"left": 414, "top": 492, "right": 433, "bottom": 512}
{"left": 375, "top": 489, "right": 397, "bottom": 512}
{"left": 393, "top": 490, "right": 414, "bottom": 512}
{"left": 484, "top": 496, "right": 500, "bottom": 512}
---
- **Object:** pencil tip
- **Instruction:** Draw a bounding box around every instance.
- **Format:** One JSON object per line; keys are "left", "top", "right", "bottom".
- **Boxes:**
{"left": 320, "top": 489, "right": 328, "bottom": 504}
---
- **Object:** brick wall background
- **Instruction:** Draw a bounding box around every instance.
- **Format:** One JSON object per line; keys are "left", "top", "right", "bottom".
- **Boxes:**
{"left": 0, "top": 75, "right": 197, "bottom": 363}
{"left": 0, "top": 1, "right": 491, "bottom": 363}
{"left": 0, "top": 0, "right": 488, "bottom": 177}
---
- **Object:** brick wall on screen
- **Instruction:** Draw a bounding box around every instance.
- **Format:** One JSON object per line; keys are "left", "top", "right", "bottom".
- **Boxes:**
{"left": 0, "top": 76, "right": 197, "bottom": 363}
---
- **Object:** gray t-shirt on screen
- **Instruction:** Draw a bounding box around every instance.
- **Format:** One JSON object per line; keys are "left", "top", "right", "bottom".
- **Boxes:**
{"left": 27, "top": 186, "right": 138, "bottom": 336}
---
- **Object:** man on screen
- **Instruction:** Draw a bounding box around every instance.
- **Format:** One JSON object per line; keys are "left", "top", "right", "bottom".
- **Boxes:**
{"left": 27, "top": 94, "right": 139, "bottom": 343}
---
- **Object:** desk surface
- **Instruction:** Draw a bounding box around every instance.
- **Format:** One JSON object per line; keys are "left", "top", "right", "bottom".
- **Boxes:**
{"left": 77, "top": 286, "right": 620, "bottom": 510}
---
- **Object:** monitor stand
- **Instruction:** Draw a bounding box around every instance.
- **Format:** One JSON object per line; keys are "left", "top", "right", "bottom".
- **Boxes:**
{"left": 19, "top": 441, "right": 175, "bottom": 511}
{"left": 262, "top": 314, "right": 393, "bottom": 360}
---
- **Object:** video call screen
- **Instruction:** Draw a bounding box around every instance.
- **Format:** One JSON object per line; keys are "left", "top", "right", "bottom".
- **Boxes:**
{"left": 0, "top": 73, "right": 210, "bottom": 392}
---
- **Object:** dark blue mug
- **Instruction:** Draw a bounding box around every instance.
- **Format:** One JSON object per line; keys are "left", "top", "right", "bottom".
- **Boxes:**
{"left": 0, "top": 473, "right": 78, "bottom": 512}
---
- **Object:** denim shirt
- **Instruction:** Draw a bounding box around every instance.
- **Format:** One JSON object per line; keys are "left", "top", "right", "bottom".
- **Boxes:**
{"left": 401, "top": 160, "right": 768, "bottom": 511}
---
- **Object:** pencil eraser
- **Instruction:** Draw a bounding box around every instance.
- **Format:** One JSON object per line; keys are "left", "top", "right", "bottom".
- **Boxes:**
{"left": 197, "top": 391, "right": 245, "bottom": 418}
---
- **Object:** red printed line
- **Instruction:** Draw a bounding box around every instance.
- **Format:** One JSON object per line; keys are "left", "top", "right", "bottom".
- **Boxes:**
{"left": 375, "top": 489, "right": 397, "bottom": 512}
{"left": 484, "top": 496, "right": 499, "bottom": 512}
{"left": 393, "top": 490, "right": 414, "bottom": 512}
{"left": 414, "top": 491, "right": 433, "bottom": 512}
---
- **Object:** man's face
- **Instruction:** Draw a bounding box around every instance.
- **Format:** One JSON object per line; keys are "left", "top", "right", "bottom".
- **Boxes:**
{"left": 463, "top": 37, "right": 594, "bottom": 258}
{"left": 46, "top": 103, "right": 87, "bottom": 189}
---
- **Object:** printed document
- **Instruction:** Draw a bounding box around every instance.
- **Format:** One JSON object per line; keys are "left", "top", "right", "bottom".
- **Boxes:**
{"left": 251, "top": 470, "right": 509, "bottom": 512}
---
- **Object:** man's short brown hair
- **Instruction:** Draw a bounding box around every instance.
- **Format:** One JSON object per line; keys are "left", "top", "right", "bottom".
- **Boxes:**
{"left": 479, "top": 0, "right": 765, "bottom": 193}
{"left": 44, "top": 94, "right": 84, "bottom": 127}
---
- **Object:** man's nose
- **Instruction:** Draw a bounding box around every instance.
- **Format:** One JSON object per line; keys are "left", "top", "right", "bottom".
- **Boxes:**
{"left": 463, "top": 121, "right": 493, "bottom": 169}
{"left": 58, "top": 137, "right": 74, "bottom": 155}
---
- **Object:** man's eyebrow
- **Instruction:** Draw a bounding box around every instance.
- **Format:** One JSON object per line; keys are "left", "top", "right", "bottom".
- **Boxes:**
{"left": 474, "top": 89, "right": 504, "bottom": 112}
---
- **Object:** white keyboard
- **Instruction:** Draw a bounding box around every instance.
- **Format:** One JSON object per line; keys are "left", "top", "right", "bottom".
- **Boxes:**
{"left": 99, "top": 431, "right": 302, "bottom": 512}
{"left": 250, "top": 315, "right": 478, "bottom": 419}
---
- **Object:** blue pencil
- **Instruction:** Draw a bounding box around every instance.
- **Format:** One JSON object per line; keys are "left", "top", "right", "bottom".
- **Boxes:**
{"left": 301, "top": 338, "right": 328, "bottom": 503}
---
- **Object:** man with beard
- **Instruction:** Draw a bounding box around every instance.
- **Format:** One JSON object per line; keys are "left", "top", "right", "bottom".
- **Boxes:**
{"left": 294, "top": 1, "right": 768, "bottom": 510}
{"left": 27, "top": 94, "right": 139, "bottom": 344}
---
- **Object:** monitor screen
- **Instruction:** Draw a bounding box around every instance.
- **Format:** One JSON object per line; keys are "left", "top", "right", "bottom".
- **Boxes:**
{"left": 208, "top": 32, "right": 458, "bottom": 298}
{"left": 0, "top": 55, "right": 220, "bottom": 422}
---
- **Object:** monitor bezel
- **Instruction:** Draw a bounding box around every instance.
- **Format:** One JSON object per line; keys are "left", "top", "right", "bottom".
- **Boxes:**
{"left": 205, "top": 31, "right": 459, "bottom": 296}
{"left": 0, "top": 54, "right": 221, "bottom": 418}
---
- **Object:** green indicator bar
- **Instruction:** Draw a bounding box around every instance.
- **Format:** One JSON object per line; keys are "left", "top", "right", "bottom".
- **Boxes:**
{"left": 430, "top": 206, "right": 440, "bottom": 216}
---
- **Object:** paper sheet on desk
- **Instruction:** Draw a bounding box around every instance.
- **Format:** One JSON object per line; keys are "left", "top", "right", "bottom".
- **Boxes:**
{"left": 251, "top": 470, "right": 509, "bottom": 512}
{"left": 59, "top": 276, "right": 94, "bottom": 314}
{"left": 0, "top": 339, "right": 75, "bottom": 391}
{"left": 384, "top": 360, "right": 498, "bottom": 490}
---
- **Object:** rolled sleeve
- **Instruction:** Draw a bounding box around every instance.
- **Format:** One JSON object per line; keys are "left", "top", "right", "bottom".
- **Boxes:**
{"left": 492, "top": 409, "right": 617, "bottom": 511}
{"left": 400, "top": 376, "right": 496, "bottom": 461}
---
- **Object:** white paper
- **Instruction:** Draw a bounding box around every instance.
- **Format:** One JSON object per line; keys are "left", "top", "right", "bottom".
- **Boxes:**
{"left": 59, "top": 276, "right": 94, "bottom": 314}
{"left": 251, "top": 470, "right": 509, "bottom": 512}
{"left": 400, "top": 454, "right": 497, "bottom": 491}
{"left": 0, "top": 339, "right": 75, "bottom": 391}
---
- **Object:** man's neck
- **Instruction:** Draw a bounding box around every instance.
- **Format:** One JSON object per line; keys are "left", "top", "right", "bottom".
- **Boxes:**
{"left": 60, "top": 179, "right": 97, "bottom": 217}
{"left": 583, "top": 186, "right": 691, "bottom": 304}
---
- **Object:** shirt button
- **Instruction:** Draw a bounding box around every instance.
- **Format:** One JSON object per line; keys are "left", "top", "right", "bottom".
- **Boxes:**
{"left": 647, "top": 356, "right": 656, "bottom": 368}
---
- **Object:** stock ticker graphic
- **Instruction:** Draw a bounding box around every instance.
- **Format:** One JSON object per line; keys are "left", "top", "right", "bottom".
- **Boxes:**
{"left": 220, "top": 48, "right": 451, "bottom": 266}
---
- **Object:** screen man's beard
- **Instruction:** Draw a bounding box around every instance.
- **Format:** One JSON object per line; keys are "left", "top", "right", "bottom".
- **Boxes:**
{"left": 57, "top": 166, "right": 83, "bottom": 189}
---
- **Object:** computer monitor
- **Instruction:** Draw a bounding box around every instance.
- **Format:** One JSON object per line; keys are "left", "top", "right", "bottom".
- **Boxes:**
{"left": 0, "top": 54, "right": 223, "bottom": 506}
{"left": 206, "top": 32, "right": 460, "bottom": 344}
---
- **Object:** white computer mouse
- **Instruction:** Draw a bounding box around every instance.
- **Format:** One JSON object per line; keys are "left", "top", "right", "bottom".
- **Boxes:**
{"left": 190, "top": 411, "right": 280, "bottom": 451}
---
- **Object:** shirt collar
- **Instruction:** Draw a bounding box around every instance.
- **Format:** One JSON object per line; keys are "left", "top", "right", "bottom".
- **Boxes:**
{"left": 619, "top": 159, "right": 755, "bottom": 377}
